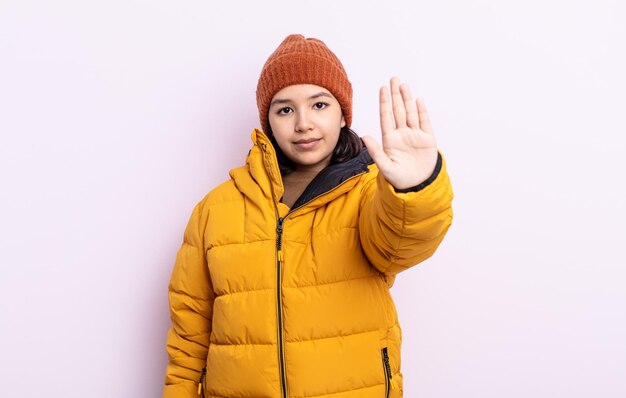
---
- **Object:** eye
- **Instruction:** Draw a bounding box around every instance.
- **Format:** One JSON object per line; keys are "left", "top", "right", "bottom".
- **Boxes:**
{"left": 276, "top": 107, "right": 293, "bottom": 115}
{"left": 313, "top": 102, "right": 328, "bottom": 110}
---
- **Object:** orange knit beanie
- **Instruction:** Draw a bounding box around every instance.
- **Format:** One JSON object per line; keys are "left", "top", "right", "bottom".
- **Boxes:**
{"left": 256, "top": 34, "right": 353, "bottom": 134}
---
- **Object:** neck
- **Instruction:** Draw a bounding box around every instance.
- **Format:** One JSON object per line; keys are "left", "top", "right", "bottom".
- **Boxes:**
{"left": 291, "top": 167, "right": 323, "bottom": 178}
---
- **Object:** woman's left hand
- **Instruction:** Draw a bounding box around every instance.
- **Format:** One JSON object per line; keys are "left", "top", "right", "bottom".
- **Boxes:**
{"left": 362, "top": 77, "right": 439, "bottom": 190}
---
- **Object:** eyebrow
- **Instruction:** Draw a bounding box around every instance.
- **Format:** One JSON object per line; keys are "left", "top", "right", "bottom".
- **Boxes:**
{"left": 270, "top": 92, "right": 333, "bottom": 107}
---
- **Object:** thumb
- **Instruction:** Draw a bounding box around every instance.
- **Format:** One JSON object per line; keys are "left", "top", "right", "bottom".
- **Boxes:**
{"left": 362, "top": 135, "right": 391, "bottom": 173}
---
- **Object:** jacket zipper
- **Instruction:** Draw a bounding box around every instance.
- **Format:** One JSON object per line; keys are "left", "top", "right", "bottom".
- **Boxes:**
{"left": 382, "top": 347, "right": 397, "bottom": 397}
{"left": 197, "top": 366, "right": 206, "bottom": 395}
{"left": 271, "top": 173, "right": 368, "bottom": 398}
{"left": 381, "top": 348, "right": 390, "bottom": 398}
{"left": 276, "top": 216, "right": 288, "bottom": 398}
{"left": 261, "top": 140, "right": 370, "bottom": 398}
{"left": 261, "top": 142, "right": 289, "bottom": 398}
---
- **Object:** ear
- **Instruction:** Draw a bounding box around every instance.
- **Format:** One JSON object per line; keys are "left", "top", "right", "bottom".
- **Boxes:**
{"left": 340, "top": 115, "right": 346, "bottom": 128}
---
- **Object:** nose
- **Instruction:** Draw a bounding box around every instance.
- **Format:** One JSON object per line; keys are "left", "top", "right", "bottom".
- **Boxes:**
{"left": 295, "top": 110, "right": 313, "bottom": 133}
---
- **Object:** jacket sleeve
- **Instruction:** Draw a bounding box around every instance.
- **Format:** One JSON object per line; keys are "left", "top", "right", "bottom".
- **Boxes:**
{"left": 163, "top": 200, "right": 215, "bottom": 398}
{"left": 358, "top": 151, "right": 453, "bottom": 276}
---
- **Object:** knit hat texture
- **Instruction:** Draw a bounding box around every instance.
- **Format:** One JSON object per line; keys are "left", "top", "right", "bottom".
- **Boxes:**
{"left": 256, "top": 34, "right": 352, "bottom": 134}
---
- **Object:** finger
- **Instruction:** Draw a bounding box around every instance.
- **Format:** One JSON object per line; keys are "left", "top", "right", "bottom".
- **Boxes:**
{"left": 362, "top": 135, "right": 392, "bottom": 173}
{"left": 379, "top": 86, "right": 394, "bottom": 136}
{"left": 416, "top": 97, "right": 434, "bottom": 134}
{"left": 390, "top": 77, "right": 406, "bottom": 128}
{"left": 401, "top": 83, "right": 419, "bottom": 129}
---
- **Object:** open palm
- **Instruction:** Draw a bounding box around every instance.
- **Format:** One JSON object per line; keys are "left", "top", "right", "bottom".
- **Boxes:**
{"left": 362, "top": 77, "right": 438, "bottom": 190}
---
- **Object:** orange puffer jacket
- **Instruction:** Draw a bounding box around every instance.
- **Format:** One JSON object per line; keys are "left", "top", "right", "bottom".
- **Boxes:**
{"left": 163, "top": 129, "right": 453, "bottom": 398}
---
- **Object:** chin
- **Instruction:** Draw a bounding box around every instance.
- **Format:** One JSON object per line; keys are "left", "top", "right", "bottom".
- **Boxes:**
{"left": 288, "top": 153, "right": 329, "bottom": 169}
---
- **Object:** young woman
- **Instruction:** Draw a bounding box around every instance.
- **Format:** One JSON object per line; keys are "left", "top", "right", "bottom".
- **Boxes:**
{"left": 163, "top": 34, "right": 453, "bottom": 398}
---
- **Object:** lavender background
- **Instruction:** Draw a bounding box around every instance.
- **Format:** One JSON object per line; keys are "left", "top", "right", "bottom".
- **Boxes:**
{"left": 1, "top": 1, "right": 625, "bottom": 396}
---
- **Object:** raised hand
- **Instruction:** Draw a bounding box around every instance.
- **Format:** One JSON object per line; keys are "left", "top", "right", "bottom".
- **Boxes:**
{"left": 362, "top": 77, "right": 439, "bottom": 190}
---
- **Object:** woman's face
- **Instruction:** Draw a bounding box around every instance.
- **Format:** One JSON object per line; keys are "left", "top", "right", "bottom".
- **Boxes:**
{"left": 268, "top": 84, "right": 346, "bottom": 173}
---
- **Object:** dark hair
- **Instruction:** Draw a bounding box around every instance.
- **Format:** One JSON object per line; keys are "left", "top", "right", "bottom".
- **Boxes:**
{"left": 268, "top": 126, "right": 363, "bottom": 175}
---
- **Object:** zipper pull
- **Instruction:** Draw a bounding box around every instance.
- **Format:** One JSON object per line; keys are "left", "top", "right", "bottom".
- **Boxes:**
{"left": 382, "top": 347, "right": 397, "bottom": 391}
{"left": 197, "top": 367, "right": 206, "bottom": 395}
{"left": 276, "top": 217, "right": 284, "bottom": 235}
{"left": 276, "top": 217, "right": 285, "bottom": 264}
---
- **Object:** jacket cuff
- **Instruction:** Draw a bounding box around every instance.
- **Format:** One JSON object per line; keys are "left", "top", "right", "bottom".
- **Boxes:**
{"left": 374, "top": 151, "right": 452, "bottom": 226}
{"left": 394, "top": 152, "right": 443, "bottom": 193}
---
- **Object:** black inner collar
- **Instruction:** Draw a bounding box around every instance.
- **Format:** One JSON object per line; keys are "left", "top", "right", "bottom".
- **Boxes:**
{"left": 287, "top": 148, "right": 373, "bottom": 211}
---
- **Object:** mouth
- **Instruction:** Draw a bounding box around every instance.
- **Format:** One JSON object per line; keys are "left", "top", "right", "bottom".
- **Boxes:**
{"left": 293, "top": 138, "right": 320, "bottom": 149}
{"left": 294, "top": 138, "right": 320, "bottom": 144}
